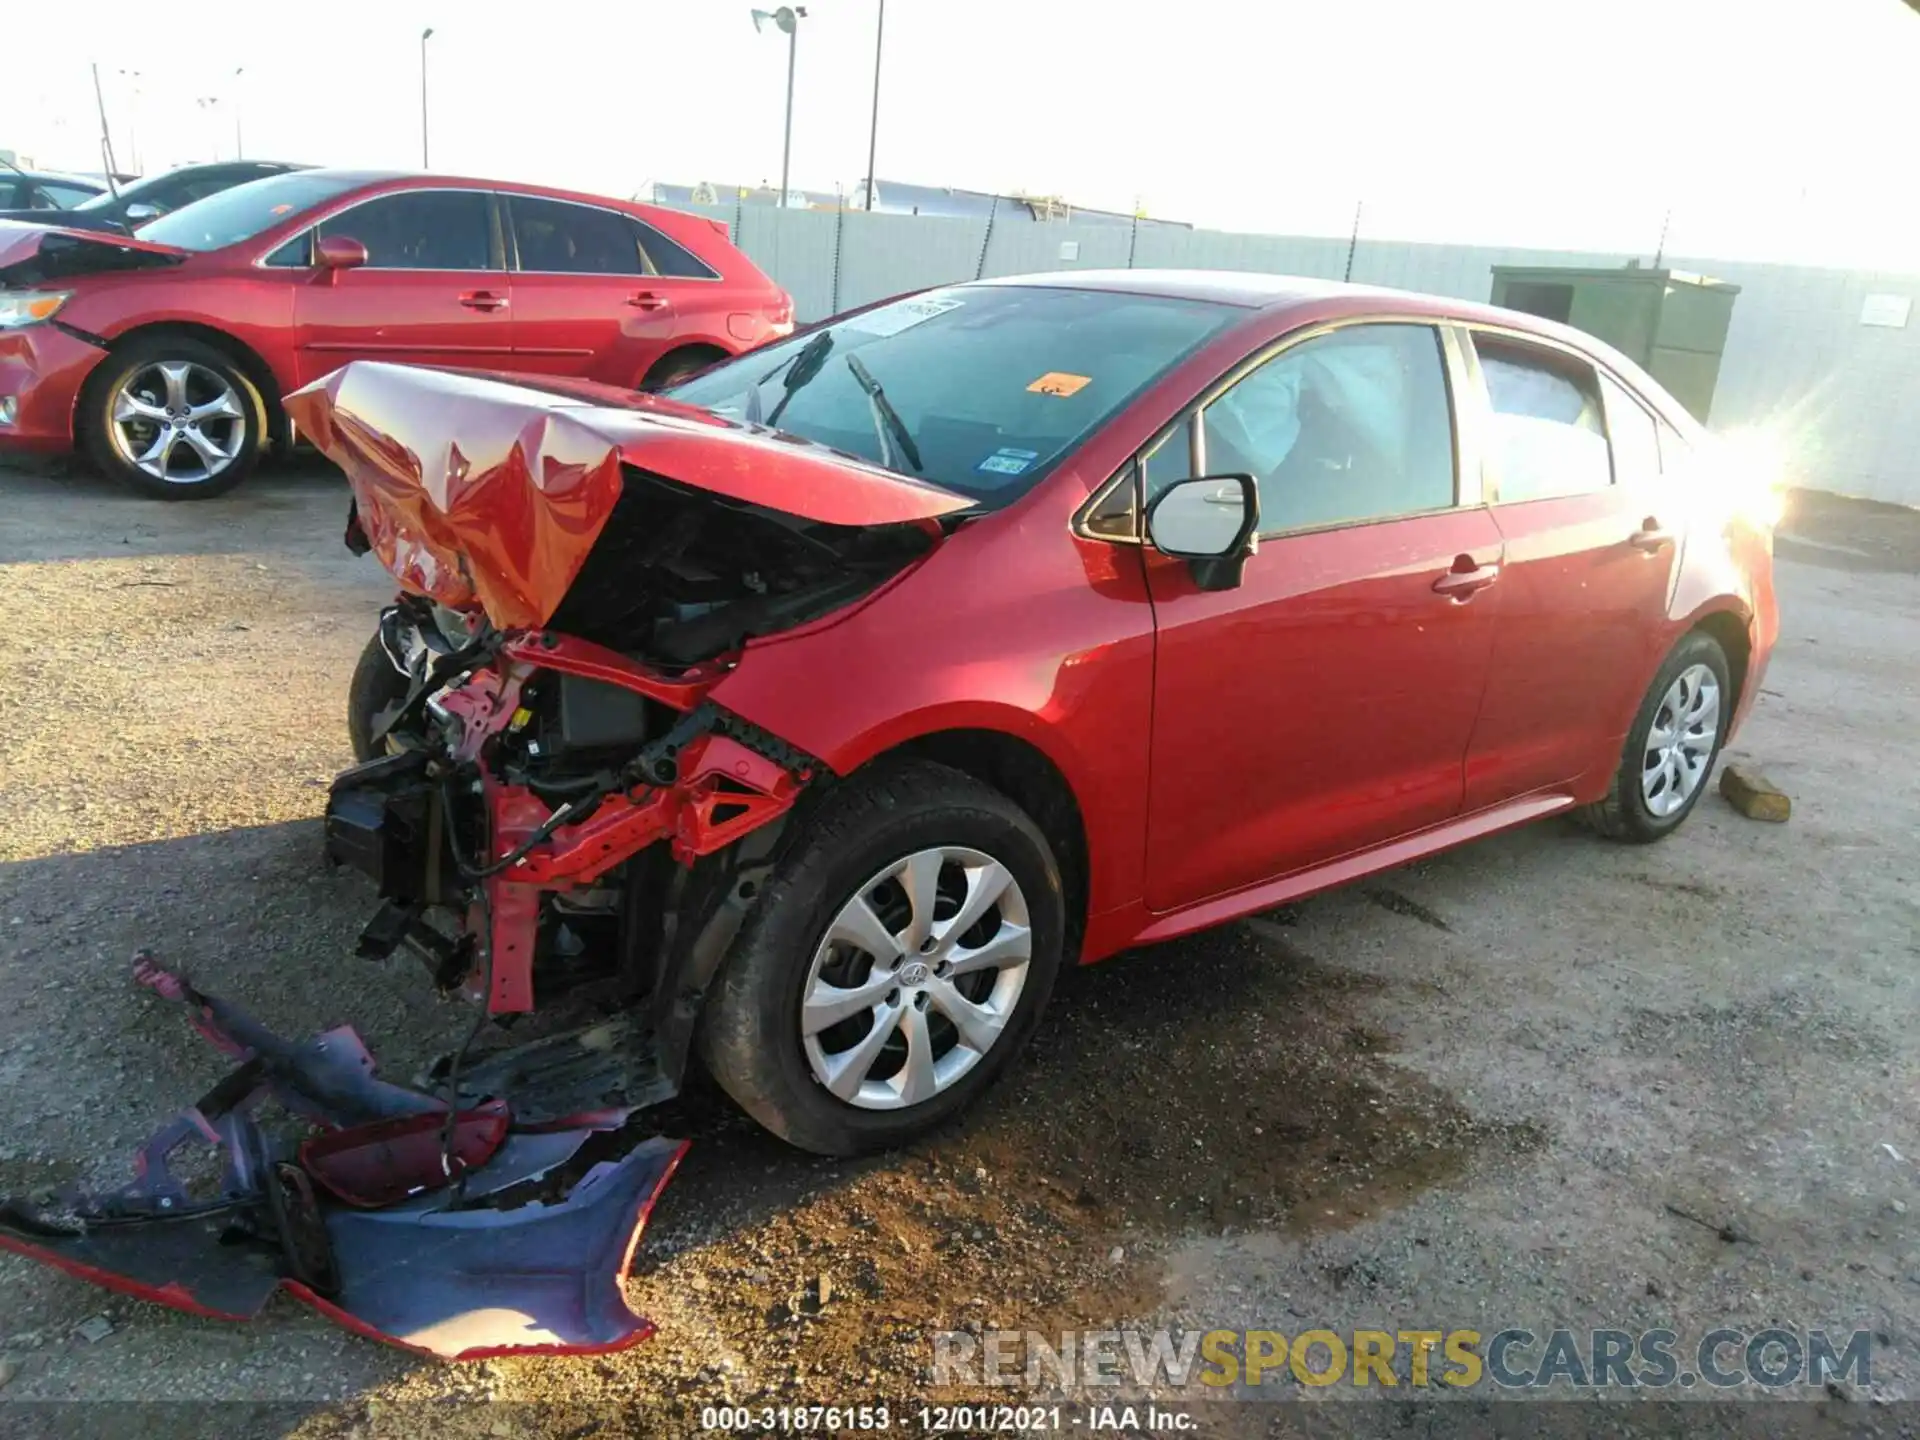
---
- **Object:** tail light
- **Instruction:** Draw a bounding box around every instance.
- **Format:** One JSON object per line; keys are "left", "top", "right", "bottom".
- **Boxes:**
{"left": 768, "top": 293, "right": 795, "bottom": 337}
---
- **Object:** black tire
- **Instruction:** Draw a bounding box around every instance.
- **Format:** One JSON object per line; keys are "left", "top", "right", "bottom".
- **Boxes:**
{"left": 346, "top": 631, "right": 409, "bottom": 762}
{"left": 1579, "top": 630, "right": 1733, "bottom": 843}
{"left": 699, "top": 759, "right": 1065, "bottom": 1156}
{"left": 79, "top": 335, "right": 268, "bottom": 500}
{"left": 639, "top": 346, "right": 725, "bottom": 392}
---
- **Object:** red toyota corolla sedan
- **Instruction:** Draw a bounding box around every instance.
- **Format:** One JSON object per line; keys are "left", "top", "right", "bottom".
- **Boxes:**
{"left": 0, "top": 169, "right": 792, "bottom": 498}
{"left": 300, "top": 271, "right": 1779, "bottom": 1156}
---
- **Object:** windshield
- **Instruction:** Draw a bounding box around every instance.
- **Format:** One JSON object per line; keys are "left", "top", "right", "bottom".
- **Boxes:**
{"left": 667, "top": 284, "right": 1237, "bottom": 505}
{"left": 135, "top": 173, "right": 366, "bottom": 252}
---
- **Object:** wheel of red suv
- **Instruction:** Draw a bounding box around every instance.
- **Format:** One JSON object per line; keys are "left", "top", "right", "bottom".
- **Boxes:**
{"left": 347, "top": 631, "right": 410, "bottom": 762}
{"left": 639, "top": 346, "right": 725, "bottom": 392}
{"left": 1580, "top": 630, "right": 1733, "bottom": 844}
{"left": 700, "top": 759, "right": 1065, "bottom": 1156}
{"left": 78, "top": 336, "right": 267, "bottom": 500}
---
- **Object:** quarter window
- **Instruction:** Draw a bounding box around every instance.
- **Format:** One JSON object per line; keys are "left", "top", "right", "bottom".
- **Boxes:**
{"left": 1197, "top": 323, "right": 1456, "bottom": 534}
{"left": 319, "top": 191, "right": 494, "bottom": 271}
{"left": 1140, "top": 416, "right": 1196, "bottom": 499}
{"left": 511, "top": 196, "right": 645, "bottom": 275}
{"left": 634, "top": 219, "right": 719, "bottom": 278}
{"left": 1476, "top": 339, "right": 1612, "bottom": 502}
{"left": 1600, "top": 374, "right": 1662, "bottom": 487}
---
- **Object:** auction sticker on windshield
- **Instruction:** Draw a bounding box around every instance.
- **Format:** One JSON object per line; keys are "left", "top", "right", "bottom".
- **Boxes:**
{"left": 976, "top": 447, "right": 1040, "bottom": 477}
{"left": 844, "top": 294, "right": 965, "bottom": 337}
{"left": 1027, "top": 371, "right": 1093, "bottom": 397}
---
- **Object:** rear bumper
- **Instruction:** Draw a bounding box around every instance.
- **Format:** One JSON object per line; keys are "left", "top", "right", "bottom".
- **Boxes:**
{"left": 0, "top": 322, "right": 103, "bottom": 453}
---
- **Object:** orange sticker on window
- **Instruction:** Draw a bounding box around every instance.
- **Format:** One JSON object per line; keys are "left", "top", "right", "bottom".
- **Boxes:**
{"left": 1027, "top": 372, "right": 1092, "bottom": 397}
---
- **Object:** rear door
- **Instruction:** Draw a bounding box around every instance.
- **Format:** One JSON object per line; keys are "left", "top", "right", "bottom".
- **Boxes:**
{"left": 1141, "top": 320, "right": 1506, "bottom": 912}
{"left": 289, "top": 188, "right": 513, "bottom": 385}
{"left": 504, "top": 194, "right": 718, "bottom": 387}
{"left": 1459, "top": 329, "right": 1680, "bottom": 809}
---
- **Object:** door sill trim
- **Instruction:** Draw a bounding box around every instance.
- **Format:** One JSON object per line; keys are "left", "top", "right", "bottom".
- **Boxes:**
{"left": 1130, "top": 791, "right": 1577, "bottom": 947}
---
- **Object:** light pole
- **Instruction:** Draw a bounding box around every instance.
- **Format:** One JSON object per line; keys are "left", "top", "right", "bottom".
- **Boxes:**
{"left": 232, "top": 67, "right": 245, "bottom": 159}
{"left": 750, "top": 7, "right": 807, "bottom": 206}
{"left": 116, "top": 68, "right": 142, "bottom": 174}
{"left": 864, "top": 0, "right": 885, "bottom": 210}
{"left": 195, "top": 96, "right": 222, "bottom": 160}
{"left": 420, "top": 28, "right": 435, "bottom": 169}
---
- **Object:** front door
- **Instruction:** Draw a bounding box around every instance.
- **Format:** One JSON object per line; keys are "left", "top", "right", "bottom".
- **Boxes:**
{"left": 1459, "top": 333, "right": 1681, "bottom": 809}
{"left": 292, "top": 188, "right": 512, "bottom": 385}
{"left": 1143, "top": 321, "right": 1504, "bottom": 913}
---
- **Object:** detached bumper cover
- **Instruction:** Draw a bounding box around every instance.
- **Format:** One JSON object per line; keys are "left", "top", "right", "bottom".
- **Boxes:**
{"left": 0, "top": 958, "right": 685, "bottom": 1361}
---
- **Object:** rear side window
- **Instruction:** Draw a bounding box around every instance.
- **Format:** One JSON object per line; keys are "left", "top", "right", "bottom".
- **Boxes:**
{"left": 1198, "top": 323, "right": 1456, "bottom": 534}
{"left": 511, "top": 196, "right": 643, "bottom": 275}
{"left": 1600, "top": 374, "right": 1661, "bottom": 486}
{"left": 1476, "top": 338, "right": 1611, "bottom": 502}
{"left": 320, "top": 190, "right": 494, "bottom": 271}
{"left": 634, "top": 219, "right": 719, "bottom": 278}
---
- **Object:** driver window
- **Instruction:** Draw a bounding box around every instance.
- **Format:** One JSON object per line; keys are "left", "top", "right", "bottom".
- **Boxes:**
{"left": 1199, "top": 323, "right": 1457, "bottom": 536}
{"left": 318, "top": 190, "right": 494, "bottom": 271}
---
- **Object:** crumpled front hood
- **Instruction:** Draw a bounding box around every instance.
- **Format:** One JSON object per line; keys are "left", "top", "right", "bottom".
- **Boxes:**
{"left": 285, "top": 361, "right": 973, "bottom": 630}
{"left": 0, "top": 220, "right": 187, "bottom": 283}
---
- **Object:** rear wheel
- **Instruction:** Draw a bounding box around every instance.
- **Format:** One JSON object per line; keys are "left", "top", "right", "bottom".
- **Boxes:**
{"left": 1580, "top": 630, "right": 1732, "bottom": 843}
{"left": 700, "top": 760, "right": 1065, "bottom": 1156}
{"left": 79, "top": 336, "right": 267, "bottom": 500}
{"left": 639, "top": 346, "right": 726, "bottom": 392}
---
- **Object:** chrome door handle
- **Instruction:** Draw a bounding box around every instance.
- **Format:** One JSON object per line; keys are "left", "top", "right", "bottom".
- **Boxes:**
{"left": 1630, "top": 525, "right": 1676, "bottom": 552}
{"left": 1433, "top": 558, "right": 1500, "bottom": 599}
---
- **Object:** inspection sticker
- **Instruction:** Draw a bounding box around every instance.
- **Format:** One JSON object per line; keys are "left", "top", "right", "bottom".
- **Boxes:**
{"left": 845, "top": 294, "right": 965, "bottom": 337}
{"left": 1027, "top": 371, "right": 1093, "bottom": 397}
{"left": 976, "top": 447, "right": 1040, "bottom": 477}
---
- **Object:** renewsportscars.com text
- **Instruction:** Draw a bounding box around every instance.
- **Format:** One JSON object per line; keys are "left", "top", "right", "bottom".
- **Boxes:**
{"left": 932, "top": 1326, "right": 1872, "bottom": 1390}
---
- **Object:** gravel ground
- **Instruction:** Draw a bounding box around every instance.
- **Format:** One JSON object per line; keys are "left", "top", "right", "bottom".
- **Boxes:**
{"left": 0, "top": 456, "right": 1916, "bottom": 1438}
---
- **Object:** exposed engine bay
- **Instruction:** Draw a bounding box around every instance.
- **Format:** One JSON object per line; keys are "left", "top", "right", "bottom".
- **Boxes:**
{"left": 546, "top": 465, "right": 935, "bottom": 665}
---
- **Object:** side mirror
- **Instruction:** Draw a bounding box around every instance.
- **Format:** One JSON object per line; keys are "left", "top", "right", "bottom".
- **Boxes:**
{"left": 316, "top": 235, "right": 369, "bottom": 274}
{"left": 122, "top": 202, "right": 163, "bottom": 226}
{"left": 1144, "top": 473, "right": 1260, "bottom": 592}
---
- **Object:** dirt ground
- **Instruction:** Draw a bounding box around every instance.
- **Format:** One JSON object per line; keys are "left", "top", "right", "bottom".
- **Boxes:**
{"left": 1, "top": 457, "right": 1917, "bottom": 1437}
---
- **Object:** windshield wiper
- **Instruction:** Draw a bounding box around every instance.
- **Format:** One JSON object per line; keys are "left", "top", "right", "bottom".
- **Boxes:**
{"left": 744, "top": 329, "right": 835, "bottom": 427}
{"left": 845, "top": 354, "right": 923, "bottom": 473}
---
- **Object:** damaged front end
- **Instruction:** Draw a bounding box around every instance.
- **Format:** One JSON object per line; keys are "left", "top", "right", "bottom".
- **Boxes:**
{"left": 302, "top": 359, "right": 969, "bottom": 1068}
{"left": 0, "top": 362, "right": 971, "bottom": 1352}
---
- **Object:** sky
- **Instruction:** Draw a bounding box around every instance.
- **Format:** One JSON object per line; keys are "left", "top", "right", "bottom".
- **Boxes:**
{"left": 4, "top": 0, "right": 1917, "bottom": 268}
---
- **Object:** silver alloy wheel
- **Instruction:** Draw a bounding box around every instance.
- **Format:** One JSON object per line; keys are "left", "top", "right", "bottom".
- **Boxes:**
{"left": 800, "top": 846, "right": 1032, "bottom": 1111}
{"left": 109, "top": 361, "right": 247, "bottom": 484}
{"left": 1641, "top": 663, "right": 1720, "bottom": 817}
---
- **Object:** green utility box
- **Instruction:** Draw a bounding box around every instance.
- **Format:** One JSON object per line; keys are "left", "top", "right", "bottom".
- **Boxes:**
{"left": 1489, "top": 264, "right": 1739, "bottom": 422}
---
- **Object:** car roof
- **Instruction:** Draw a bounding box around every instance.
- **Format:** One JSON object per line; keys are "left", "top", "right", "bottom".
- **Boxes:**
{"left": 11, "top": 169, "right": 105, "bottom": 187}
{"left": 976, "top": 267, "right": 1637, "bottom": 371}
{"left": 284, "top": 169, "right": 677, "bottom": 215}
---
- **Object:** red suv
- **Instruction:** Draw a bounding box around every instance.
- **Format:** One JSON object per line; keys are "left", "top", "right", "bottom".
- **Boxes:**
{"left": 0, "top": 170, "right": 791, "bottom": 497}
{"left": 304, "top": 272, "right": 1779, "bottom": 1156}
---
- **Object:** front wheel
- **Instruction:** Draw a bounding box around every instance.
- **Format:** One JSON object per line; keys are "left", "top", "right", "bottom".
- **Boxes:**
{"left": 78, "top": 336, "right": 267, "bottom": 500}
{"left": 1580, "top": 630, "right": 1732, "bottom": 843}
{"left": 346, "top": 631, "right": 410, "bottom": 762}
{"left": 700, "top": 760, "right": 1065, "bottom": 1156}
